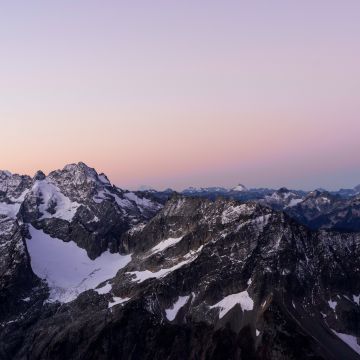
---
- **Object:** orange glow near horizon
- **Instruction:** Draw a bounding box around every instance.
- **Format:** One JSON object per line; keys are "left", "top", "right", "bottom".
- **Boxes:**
{"left": 1, "top": 1, "right": 360, "bottom": 190}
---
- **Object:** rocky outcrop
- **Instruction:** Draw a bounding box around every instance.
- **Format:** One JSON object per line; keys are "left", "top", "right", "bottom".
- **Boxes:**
{"left": 0, "top": 217, "right": 41, "bottom": 320}
{"left": 1, "top": 166, "right": 360, "bottom": 359}
{"left": 15, "top": 162, "right": 163, "bottom": 258}
{"left": 0, "top": 171, "right": 32, "bottom": 203}
{"left": 286, "top": 190, "right": 360, "bottom": 232}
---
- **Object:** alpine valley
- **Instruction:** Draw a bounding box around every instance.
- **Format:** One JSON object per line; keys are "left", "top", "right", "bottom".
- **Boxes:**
{"left": 1, "top": 162, "right": 360, "bottom": 360}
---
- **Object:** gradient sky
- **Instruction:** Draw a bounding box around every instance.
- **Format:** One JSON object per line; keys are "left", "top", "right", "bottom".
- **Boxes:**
{"left": 1, "top": 1, "right": 360, "bottom": 190}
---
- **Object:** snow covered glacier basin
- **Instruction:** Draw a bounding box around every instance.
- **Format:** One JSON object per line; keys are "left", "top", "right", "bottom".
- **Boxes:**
{"left": 26, "top": 226, "right": 131, "bottom": 303}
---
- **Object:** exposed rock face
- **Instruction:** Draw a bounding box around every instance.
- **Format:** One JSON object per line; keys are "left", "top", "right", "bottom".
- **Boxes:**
{"left": 0, "top": 217, "right": 43, "bottom": 321}
{"left": 258, "top": 187, "right": 303, "bottom": 210}
{"left": 1, "top": 167, "right": 360, "bottom": 359}
{"left": 286, "top": 191, "right": 360, "bottom": 232}
{"left": 16, "top": 162, "right": 163, "bottom": 259}
{"left": 0, "top": 171, "right": 32, "bottom": 203}
{"left": 179, "top": 185, "right": 360, "bottom": 232}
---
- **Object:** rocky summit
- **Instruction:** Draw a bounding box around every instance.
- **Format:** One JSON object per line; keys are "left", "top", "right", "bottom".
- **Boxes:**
{"left": 1, "top": 163, "right": 360, "bottom": 360}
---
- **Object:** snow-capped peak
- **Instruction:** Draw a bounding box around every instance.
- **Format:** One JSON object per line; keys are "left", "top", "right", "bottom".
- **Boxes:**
{"left": 0, "top": 170, "right": 12, "bottom": 178}
{"left": 45, "top": 162, "right": 113, "bottom": 202}
{"left": 183, "top": 186, "right": 204, "bottom": 193}
{"left": 306, "top": 190, "right": 331, "bottom": 199}
{"left": 231, "top": 184, "right": 248, "bottom": 192}
{"left": 138, "top": 185, "right": 157, "bottom": 192}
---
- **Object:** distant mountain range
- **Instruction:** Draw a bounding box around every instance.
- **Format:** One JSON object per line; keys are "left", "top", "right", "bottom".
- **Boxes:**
{"left": 1, "top": 162, "right": 360, "bottom": 360}
{"left": 140, "top": 182, "right": 360, "bottom": 201}
{"left": 144, "top": 183, "right": 360, "bottom": 232}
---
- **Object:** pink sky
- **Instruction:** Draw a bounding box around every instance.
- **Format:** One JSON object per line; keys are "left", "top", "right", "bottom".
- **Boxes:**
{"left": 1, "top": 1, "right": 360, "bottom": 190}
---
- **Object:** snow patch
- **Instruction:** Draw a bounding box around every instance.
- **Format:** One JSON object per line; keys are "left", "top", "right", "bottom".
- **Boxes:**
{"left": 93, "top": 188, "right": 134, "bottom": 210}
{"left": 221, "top": 204, "right": 251, "bottom": 224}
{"left": 26, "top": 226, "right": 132, "bottom": 303}
{"left": 32, "top": 180, "right": 80, "bottom": 221}
{"left": 93, "top": 189, "right": 109, "bottom": 203}
{"left": 150, "top": 236, "right": 184, "bottom": 254}
{"left": 328, "top": 300, "right": 337, "bottom": 310}
{"left": 128, "top": 257, "right": 194, "bottom": 283}
{"left": 287, "top": 198, "right": 303, "bottom": 207}
{"left": 353, "top": 295, "right": 360, "bottom": 305}
{"left": 210, "top": 290, "right": 254, "bottom": 318}
{"left": 124, "top": 192, "right": 154, "bottom": 210}
{"left": 98, "top": 174, "right": 110, "bottom": 185}
{"left": 236, "top": 214, "right": 271, "bottom": 233}
{"left": 93, "top": 188, "right": 160, "bottom": 215}
{"left": 10, "top": 189, "right": 29, "bottom": 203}
{"left": 113, "top": 193, "right": 133, "bottom": 208}
{"left": 127, "top": 223, "right": 146, "bottom": 236}
{"left": 0, "top": 202, "right": 21, "bottom": 219}
{"left": 95, "top": 283, "right": 112, "bottom": 295}
{"left": 331, "top": 330, "right": 360, "bottom": 355}
{"left": 108, "top": 297, "right": 130, "bottom": 308}
{"left": 165, "top": 295, "right": 190, "bottom": 321}
{"left": 128, "top": 245, "right": 204, "bottom": 283}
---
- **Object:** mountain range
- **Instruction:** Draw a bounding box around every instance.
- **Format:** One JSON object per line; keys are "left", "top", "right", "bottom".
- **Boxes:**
{"left": 1, "top": 162, "right": 360, "bottom": 360}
